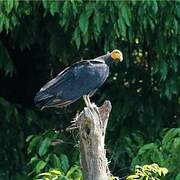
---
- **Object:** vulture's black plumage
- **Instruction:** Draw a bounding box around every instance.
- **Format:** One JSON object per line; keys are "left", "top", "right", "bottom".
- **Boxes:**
{"left": 34, "top": 50, "right": 123, "bottom": 109}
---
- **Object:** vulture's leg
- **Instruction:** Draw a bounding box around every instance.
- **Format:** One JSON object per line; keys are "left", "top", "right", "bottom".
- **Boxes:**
{"left": 83, "top": 95, "right": 101, "bottom": 122}
{"left": 83, "top": 95, "right": 92, "bottom": 107}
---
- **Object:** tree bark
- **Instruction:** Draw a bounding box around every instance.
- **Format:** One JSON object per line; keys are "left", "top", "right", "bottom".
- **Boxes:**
{"left": 74, "top": 101, "right": 112, "bottom": 180}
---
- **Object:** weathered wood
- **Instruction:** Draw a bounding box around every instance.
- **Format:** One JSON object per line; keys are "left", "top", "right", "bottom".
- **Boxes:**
{"left": 73, "top": 101, "right": 112, "bottom": 180}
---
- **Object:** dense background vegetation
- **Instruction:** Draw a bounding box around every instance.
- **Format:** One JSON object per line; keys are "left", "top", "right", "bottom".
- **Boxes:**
{"left": 0, "top": 1, "right": 179, "bottom": 180}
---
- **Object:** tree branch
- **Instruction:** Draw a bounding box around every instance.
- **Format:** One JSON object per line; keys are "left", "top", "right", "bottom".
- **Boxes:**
{"left": 70, "top": 100, "right": 112, "bottom": 180}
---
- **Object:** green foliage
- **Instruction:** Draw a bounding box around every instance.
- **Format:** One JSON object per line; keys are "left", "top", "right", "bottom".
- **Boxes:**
{"left": 130, "top": 128, "right": 180, "bottom": 179}
{"left": 0, "top": 41, "right": 14, "bottom": 76}
{"left": 0, "top": 97, "right": 37, "bottom": 179}
{"left": 27, "top": 130, "right": 80, "bottom": 179}
{"left": 126, "top": 164, "right": 168, "bottom": 180}
{"left": 0, "top": 1, "right": 179, "bottom": 179}
{"left": 36, "top": 166, "right": 82, "bottom": 180}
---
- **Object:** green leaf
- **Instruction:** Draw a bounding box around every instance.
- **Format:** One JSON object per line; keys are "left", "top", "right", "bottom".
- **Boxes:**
{"left": 4, "top": 17, "right": 10, "bottom": 31}
{"left": 161, "top": 167, "right": 168, "bottom": 176}
{"left": 173, "top": 137, "right": 180, "bottom": 149}
{"left": 93, "top": 12, "right": 103, "bottom": 34}
{"left": 13, "top": 0, "right": 19, "bottom": 10}
{"left": 27, "top": 136, "right": 40, "bottom": 154}
{"left": 73, "top": 27, "right": 81, "bottom": 49}
{"left": 66, "top": 165, "right": 80, "bottom": 177}
{"left": 138, "top": 143, "right": 157, "bottom": 155}
{"left": 38, "top": 137, "right": 51, "bottom": 157}
{"left": 28, "top": 156, "right": 39, "bottom": 166}
{"left": 82, "top": 30, "right": 89, "bottom": 45}
{"left": 126, "top": 174, "right": 140, "bottom": 179}
{"left": 5, "top": 0, "right": 14, "bottom": 14}
{"left": 52, "top": 154, "right": 61, "bottom": 168}
{"left": 171, "top": 59, "right": 178, "bottom": 72}
{"left": 60, "top": 154, "right": 69, "bottom": 173}
{"left": 118, "top": 17, "right": 126, "bottom": 37}
{"left": 71, "top": 0, "right": 78, "bottom": 15}
{"left": 175, "top": 173, "right": 180, "bottom": 180}
{"left": 152, "top": 0, "right": 158, "bottom": 15}
{"left": 0, "top": 14, "right": 5, "bottom": 32}
{"left": 85, "top": 2, "right": 94, "bottom": 18}
{"left": 42, "top": 0, "right": 50, "bottom": 10}
{"left": 49, "top": 169, "right": 61, "bottom": 175}
{"left": 104, "top": 40, "right": 109, "bottom": 52}
{"left": 79, "top": 12, "right": 89, "bottom": 34}
{"left": 50, "top": 1, "right": 59, "bottom": 16}
{"left": 35, "top": 161, "right": 47, "bottom": 173}
{"left": 121, "top": 4, "right": 131, "bottom": 27}
{"left": 162, "top": 128, "right": 177, "bottom": 148}
{"left": 151, "top": 149, "right": 164, "bottom": 166}
{"left": 0, "top": 41, "right": 14, "bottom": 76}
{"left": 159, "top": 60, "right": 168, "bottom": 81}
{"left": 26, "top": 135, "right": 34, "bottom": 142}
{"left": 173, "top": 18, "right": 178, "bottom": 34}
{"left": 38, "top": 172, "right": 51, "bottom": 176}
{"left": 11, "top": 15, "right": 18, "bottom": 27}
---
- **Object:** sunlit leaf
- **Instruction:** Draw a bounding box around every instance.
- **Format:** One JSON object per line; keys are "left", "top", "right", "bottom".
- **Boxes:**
{"left": 38, "top": 172, "right": 51, "bottom": 176}
{"left": 49, "top": 169, "right": 61, "bottom": 175}
{"left": 126, "top": 174, "right": 140, "bottom": 179}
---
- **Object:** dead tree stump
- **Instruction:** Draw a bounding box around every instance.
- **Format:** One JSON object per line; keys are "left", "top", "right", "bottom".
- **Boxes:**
{"left": 69, "top": 101, "right": 112, "bottom": 180}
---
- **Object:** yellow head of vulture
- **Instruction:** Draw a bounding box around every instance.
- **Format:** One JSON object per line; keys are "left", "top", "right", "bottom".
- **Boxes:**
{"left": 110, "top": 49, "right": 123, "bottom": 62}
